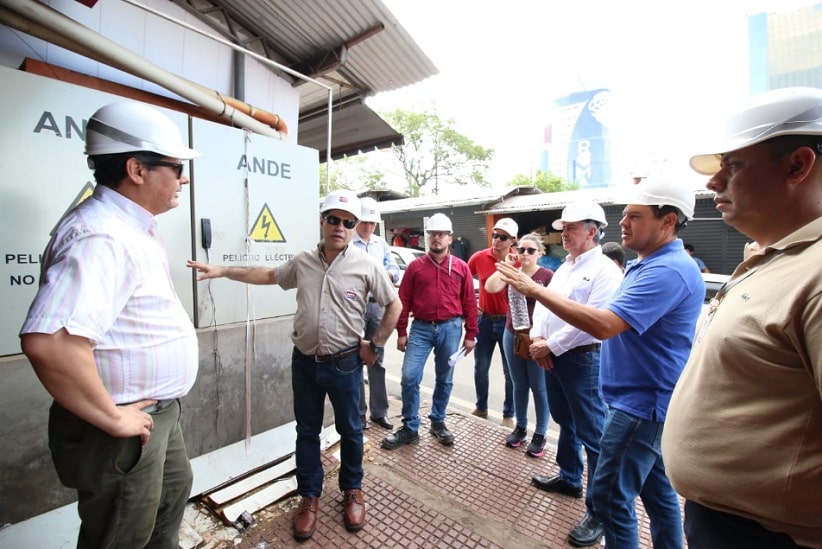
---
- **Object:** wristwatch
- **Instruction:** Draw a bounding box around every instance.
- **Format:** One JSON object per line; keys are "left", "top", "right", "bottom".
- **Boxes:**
{"left": 369, "top": 340, "right": 384, "bottom": 354}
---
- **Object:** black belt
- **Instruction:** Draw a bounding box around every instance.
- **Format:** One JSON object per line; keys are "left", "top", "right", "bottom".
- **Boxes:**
{"left": 565, "top": 343, "right": 601, "bottom": 355}
{"left": 414, "top": 316, "right": 459, "bottom": 325}
{"left": 143, "top": 399, "right": 176, "bottom": 414}
{"left": 368, "top": 296, "right": 377, "bottom": 303}
{"left": 315, "top": 345, "right": 360, "bottom": 363}
{"left": 482, "top": 313, "right": 507, "bottom": 321}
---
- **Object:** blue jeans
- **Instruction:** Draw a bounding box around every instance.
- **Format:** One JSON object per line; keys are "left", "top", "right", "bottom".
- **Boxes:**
{"left": 473, "top": 314, "right": 514, "bottom": 417}
{"left": 545, "top": 349, "right": 605, "bottom": 513}
{"left": 591, "top": 407, "right": 683, "bottom": 548}
{"left": 292, "top": 347, "right": 363, "bottom": 497}
{"left": 400, "top": 317, "right": 463, "bottom": 432}
{"left": 502, "top": 329, "right": 550, "bottom": 435}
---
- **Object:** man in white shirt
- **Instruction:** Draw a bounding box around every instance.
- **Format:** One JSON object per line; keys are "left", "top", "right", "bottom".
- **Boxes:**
{"left": 20, "top": 101, "right": 200, "bottom": 548}
{"left": 529, "top": 201, "right": 622, "bottom": 547}
{"left": 352, "top": 197, "right": 400, "bottom": 430}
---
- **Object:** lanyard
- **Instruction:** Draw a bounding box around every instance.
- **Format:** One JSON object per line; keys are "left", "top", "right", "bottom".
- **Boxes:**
{"left": 697, "top": 249, "right": 784, "bottom": 344}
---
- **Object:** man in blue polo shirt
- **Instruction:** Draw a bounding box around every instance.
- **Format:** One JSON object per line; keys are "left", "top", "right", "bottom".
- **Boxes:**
{"left": 498, "top": 179, "right": 704, "bottom": 547}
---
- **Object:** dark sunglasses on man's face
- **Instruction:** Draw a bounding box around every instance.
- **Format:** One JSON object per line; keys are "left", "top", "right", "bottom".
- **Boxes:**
{"left": 141, "top": 159, "right": 185, "bottom": 179}
{"left": 517, "top": 247, "right": 538, "bottom": 255}
{"left": 492, "top": 233, "right": 512, "bottom": 242}
{"left": 324, "top": 215, "right": 357, "bottom": 229}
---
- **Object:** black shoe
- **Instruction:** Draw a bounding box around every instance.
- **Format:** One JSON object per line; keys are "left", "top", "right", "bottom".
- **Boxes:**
{"left": 381, "top": 427, "right": 419, "bottom": 449}
{"left": 360, "top": 415, "right": 370, "bottom": 429}
{"left": 370, "top": 416, "right": 394, "bottom": 430}
{"left": 568, "top": 512, "right": 604, "bottom": 547}
{"left": 429, "top": 421, "right": 455, "bottom": 446}
{"left": 531, "top": 474, "right": 583, "bottom": 498}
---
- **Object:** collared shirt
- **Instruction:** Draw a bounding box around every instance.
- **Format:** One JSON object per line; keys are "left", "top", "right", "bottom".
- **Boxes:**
{"left": 274, "top": 243, "right": 397, "bottom": 356}
{"left": 664, "top": 218, "right": 822, "bottom": 547}
{"left": 468, "top": 247, "right": 508, "bottom": 315}
{"left": 531, "top": 246, "right": 622, "bottom": 355}
{"left": 396, "top": 252, "right": 478, "bottom": 340}
{"left": 601, "top": 239, "right": 704, "bottom": 422}
{"left": 352, "top": 232, "right": 400, "bottom": 284}
{"left": 20, "top": 185, "right": 198, "bottom": 403}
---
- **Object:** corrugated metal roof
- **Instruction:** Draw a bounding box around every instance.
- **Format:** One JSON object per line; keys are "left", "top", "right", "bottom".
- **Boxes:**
{"left": 175, "top": 0, "right": 437, "bottom": 113}
{"left": 376, "top": 189, "right": 506, "bottom": 214}
{"left": 478, "top": 187, "right": 717, "bottom": 214}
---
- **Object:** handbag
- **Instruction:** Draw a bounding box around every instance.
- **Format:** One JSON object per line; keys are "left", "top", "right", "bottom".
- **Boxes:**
{"left": 513, "top": 329, "right": 532, "bottom": 360}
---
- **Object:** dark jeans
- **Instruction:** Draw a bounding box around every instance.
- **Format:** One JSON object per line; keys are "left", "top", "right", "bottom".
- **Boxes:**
{"left": 545, "top": 349, "right": 604, "bottom": 513}
{"left": 49, "top": 399, "right": 192, "bottom": 549}
{"left": 292, "top": 346, "right": 363, "bottom": 497}
{"left": 473, "top": 313, "right": 514, "bottom": 417}
{"left": 685, "top": 500, "right": 808, "bottom": 548}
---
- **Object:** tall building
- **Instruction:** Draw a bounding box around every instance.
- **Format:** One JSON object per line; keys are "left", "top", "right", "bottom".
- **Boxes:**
{"left": 540, "top": 89, "right": 613, "bottom": 189}
{"left": 749, "top": 3, "right": 822, "bottom": 93}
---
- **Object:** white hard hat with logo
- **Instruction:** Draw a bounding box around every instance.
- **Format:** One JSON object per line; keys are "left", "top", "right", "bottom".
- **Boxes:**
{"left": 321, "top": 189, "right": 361, "bottom": 219}
{"left": 359, "top": 197, "right": 382, "bottom": 223}
{"left": 690, "top": 87, "right": 822, "bottom": 175}
{"left": 426, "top": 213, "right": 453, "bottom": 233}
{"left": 625, "top": 179, "right": 695, "bottom": 220}
{"left": 493, "top": 217, "right": 519, "bottom": 237}
{"left": 85, "top": 101, "right": 200, "bottom": 168}
{"left": 552, "top": 201, "right": 608, "bottom": 230}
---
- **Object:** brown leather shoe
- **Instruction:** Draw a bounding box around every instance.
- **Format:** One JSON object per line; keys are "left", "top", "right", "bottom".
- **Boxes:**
{"left": 342, "top": 489, "right": 366, "bottom": 531}
{"left": 293, "top": 496, "right": 319, "bottom": 540}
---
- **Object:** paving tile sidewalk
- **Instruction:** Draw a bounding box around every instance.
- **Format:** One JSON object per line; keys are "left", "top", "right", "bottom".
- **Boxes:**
{"left": 204, "top": 399, "right": 665, "bottom": 549}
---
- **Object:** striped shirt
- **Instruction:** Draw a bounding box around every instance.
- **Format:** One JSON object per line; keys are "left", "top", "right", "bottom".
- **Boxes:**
{"left": 20, "top": 185, "right": 198, "bottom": 403}
{"left": 352, "top": 233, "right": 400, "bottom": 283}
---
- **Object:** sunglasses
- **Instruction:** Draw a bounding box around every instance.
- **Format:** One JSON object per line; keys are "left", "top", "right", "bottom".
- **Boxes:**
{"left": 324, "top": 215, "right": 357, "bottom": 229}
{"left": 140, "top": 159, "right": 185, "bottom": 179}
{"left": 492, "top": 233, "right": 512, "bottom": 242}
{"left": 517, "top": 247, "right": 539, "bottom": 255}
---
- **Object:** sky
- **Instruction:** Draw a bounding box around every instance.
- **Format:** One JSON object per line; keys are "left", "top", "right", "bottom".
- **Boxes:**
{"left": 367, "top": 0, "right": 819, "bottom": 194}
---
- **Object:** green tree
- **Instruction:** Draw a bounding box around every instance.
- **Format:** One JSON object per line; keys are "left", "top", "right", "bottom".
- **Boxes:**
{"left": 319, "top": 155, "right": 387, "bottom": 194}
{"left": 383, "top": 110, "right": 493, "bottom": 196}
{"left": 506, "top": 170, "right": 578, "bottom": 193}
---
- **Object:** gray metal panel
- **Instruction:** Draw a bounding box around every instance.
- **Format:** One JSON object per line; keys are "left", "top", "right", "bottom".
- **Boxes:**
{"left": 679, "top": 199, "right": 748, "bottom": 275}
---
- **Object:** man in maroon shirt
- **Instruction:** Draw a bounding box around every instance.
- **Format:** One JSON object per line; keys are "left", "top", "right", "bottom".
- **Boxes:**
{"left": 382, "top": 213, "right": 479, "bottom": 449}
{"left": 467, "top": 217, "right": 519, "bottom": 426}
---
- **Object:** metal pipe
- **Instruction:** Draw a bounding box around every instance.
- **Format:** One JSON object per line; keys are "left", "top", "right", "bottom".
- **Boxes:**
{"left": 0, "top": 0, "right": 283, "bottom": 138}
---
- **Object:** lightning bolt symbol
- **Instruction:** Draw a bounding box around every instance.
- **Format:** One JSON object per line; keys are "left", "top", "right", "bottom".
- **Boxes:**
{"left": 261, "top": 215, "right": 271, "bottom": 239}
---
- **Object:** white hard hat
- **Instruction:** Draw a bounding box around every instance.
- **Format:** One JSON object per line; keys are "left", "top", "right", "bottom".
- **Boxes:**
{"left": 690, "top": 87, "right": 822, "bottom": 175}
{"left": 85, "top": 101, "right": 200, "bottom": 167}
{"left": 552, "top": 201, "right": 608, "bottom": 230}
{"left": 359, "top": 197, "right": 382, "bottom": 223}
{"left": 493, "top": 218, "right": 519, "bottom": 237}
{"left": 426, "top": 213, "right": 453, "bottom": 233}
{"left": 321, "top": 189, "right": 361, "bottom": 219}
{"left": 624, "top": 179, "right": 695, "bottom": 220}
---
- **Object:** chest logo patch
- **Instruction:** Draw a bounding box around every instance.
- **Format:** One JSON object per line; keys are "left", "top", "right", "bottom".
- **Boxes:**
{"left": 345, "top": 290, "right": 357, "bottom": 301}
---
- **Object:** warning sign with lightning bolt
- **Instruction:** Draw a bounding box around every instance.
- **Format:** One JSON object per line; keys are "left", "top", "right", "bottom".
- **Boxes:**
{"left": 249, "top": 203, "right": 286, "bottom": 243}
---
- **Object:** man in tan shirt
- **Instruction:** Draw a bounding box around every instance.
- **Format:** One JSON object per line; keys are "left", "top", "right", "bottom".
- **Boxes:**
{"left": 664, "top": 87, "right": 822, "bottom": 548}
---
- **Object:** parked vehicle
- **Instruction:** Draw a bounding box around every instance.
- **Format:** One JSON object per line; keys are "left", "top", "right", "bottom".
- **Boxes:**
{"left": 389, "top": 246, "right": 425, "bottom": 288}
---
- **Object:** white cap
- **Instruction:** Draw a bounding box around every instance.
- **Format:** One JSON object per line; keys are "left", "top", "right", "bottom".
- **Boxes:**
{"left": 493, "top": 218, "right": 518, "bottom": 237}
{"left": 426, "top": 213, "right": 453, "bottom": 233}
{"left": 320, "top": 189, "right": 361, "bottom": 219}
{"left": 359, "top": 197, "right": 381, "bottom": 222}
{"left": 690, "top": 87, "right": 822, "bottom": 175}
{"left": 85, "top": 101, "right": 200, "bottom": 165}
{"left": 552, "top": 201, "right": 608, "bottom": 230}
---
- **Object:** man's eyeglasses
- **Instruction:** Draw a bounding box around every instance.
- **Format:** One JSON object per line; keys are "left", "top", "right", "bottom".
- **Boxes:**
{"left": 142, "top": 159, "right": 185, "bottom": 179}
{"left": 427, "top": 231, "right": 450, "bottom": 239}
{"left": 517, "top": 247, "right": 539, "bottom": 255}
{"left": 492, "top": 233, "right": 512, "bottom": 242}
{"left": 324, "top": 215, "right": 357, "bottom": 229}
